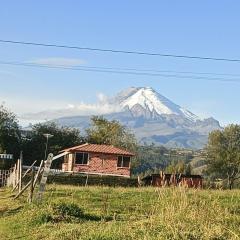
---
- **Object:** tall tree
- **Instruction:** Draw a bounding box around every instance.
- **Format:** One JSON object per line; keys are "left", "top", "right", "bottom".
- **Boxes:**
{"left": 0, "top": 105, "right": 21, "bottom": 159}
{"left": 22, "top": 122, "right": 83, "bottom": 167}
{"left": 206, "top": 124, "right": 240, "bottom": 189}
{"left": 86, "top": 116, "right": 137, "bottom": 152}
{"left": 133, "top": 145, "right": 169, "bottom": 175}
{"left": 165, "top": 160, "right": 187, "bottom": 174}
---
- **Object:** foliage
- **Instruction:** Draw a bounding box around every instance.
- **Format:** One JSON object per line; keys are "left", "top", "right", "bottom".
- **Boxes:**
{"left": 52, "top": 202, "right": 84, "bottom": 222}
{"left": 0, "top": 105, "right": 21, "bottom": 160}
{"left": 132, "top": 144, "right": 168, "bottom": 175}
{"left": 35, "top": 212, "right": 53, "bottom": 224}
{"left": 133, "top": 145, "right": 194, "bottom": 176}
{"left": 206, "top": 124, "right": 240, "bottom": 189}
{"left": 34, "top": 202, "right": 101, "bottom": 225}
{"left": 22, "top": 122, "right": 83, "bottom": 167}
{"left": 47, "top": 174, "right": 138, "bottom": 187}
{"left": 165, "top": 160, "right": 192, "bottom": 175}
{"left": 0, "top": 186, "right": 240, "bottom": 239}
{"left": 86, "top": 116, "right": 137, "bottom": 153}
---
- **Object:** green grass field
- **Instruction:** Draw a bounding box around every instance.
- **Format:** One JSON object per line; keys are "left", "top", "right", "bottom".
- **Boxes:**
{"left": 0, "top": 185, "right": 240, "bottom": 240}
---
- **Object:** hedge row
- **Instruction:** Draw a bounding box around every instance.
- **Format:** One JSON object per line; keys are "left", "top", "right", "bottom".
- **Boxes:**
{"left": 47, "top": 174, "right": 138, "bottom": 187}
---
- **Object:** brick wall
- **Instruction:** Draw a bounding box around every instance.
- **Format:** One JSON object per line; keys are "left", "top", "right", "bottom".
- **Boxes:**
{"left": 63, "top": 152, "right": 130, "bottom": 177}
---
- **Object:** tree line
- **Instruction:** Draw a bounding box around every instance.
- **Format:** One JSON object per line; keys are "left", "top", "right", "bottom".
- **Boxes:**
{"left": 0, "top": 105, "right": 239, "bottom": 189}
{"left": 0, "top": 105, "right": 137, "bottom": 168}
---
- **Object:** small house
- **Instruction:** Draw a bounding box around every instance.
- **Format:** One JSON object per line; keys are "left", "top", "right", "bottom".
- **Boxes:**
{"left": 61, "top": 143, "right": 135, "bottom": 178}
{"left": 142, "top": 172, "right": 203, "bottom": 188}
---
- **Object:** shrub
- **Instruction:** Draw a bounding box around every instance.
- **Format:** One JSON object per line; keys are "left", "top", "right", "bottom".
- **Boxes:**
{"left": 35, "top": 213, "right": 53, "bottom": 224}
{"left": 52, "top": 202, "right": 84, "bottom": 222}
{"left": 47, "top": 174, "right": 138, "bottom": 187}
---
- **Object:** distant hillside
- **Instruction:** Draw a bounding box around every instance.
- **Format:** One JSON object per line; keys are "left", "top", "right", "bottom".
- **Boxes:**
{"left": 23, "top": 86, "right": 221, "bottom": 149}
{"left": 53, "top": 87, "right": 221, "bottom": 149}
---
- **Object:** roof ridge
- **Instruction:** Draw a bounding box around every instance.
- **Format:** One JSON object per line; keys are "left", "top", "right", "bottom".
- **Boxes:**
{"left": 60, "top": 143, "right": 89, "bottom": 152}
{"left": 60, "top": 143, "right": 135, "bottom": 156}
{"left": 76, "top": 143, "right": 89, "bottom": 148}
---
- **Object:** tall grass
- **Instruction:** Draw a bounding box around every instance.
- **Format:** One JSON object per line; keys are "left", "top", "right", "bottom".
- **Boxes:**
{"left": 0, "top": 185, "right": 239, "bottom": 239}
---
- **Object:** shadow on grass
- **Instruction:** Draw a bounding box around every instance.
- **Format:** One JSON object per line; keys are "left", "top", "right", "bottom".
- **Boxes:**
{"left": 0, "top": 206, "right": 23, "bottom": 217}
{"left": 35, "top": 201, "right": 113, "bottom": 225}
{"left": 52, "top": 213, "right": 113, "bottom": 223}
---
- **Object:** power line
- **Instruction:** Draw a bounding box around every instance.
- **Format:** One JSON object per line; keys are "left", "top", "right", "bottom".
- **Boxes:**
{"left": 76, "top": 65, "right": 240, "bottom": 77}
{"left": 0, "top": 60, "right": 240, "bottom": 83}
{"left": 0, "top": 39, "right": 240, "bottom": 63}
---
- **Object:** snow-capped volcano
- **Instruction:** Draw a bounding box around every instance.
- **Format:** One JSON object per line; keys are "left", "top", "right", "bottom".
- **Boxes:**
{"left": 22, "top": 86, "right": 221, "bottom": 149}
{"left": 112, "top": 87, "right": 199, "bottom": 122}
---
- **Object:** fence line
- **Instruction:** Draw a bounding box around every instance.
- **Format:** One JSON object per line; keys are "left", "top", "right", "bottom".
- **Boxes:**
{"left": 0, "top": 166, "right": 63, "bottom": 188}
{"left": 22, "top": 165, "right": 63, "bottom": 174}
{"left": 0, "top": 169, "right": 12, "bottom": 187}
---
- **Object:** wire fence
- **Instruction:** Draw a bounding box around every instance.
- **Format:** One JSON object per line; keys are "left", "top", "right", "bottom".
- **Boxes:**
{"left": 0, "top": 169, "right": 12, "bottom": 187}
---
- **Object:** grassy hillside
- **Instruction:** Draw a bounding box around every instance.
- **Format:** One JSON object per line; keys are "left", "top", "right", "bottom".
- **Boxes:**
{"left": 0, "top": 186, "right": 240, "bottom": 240}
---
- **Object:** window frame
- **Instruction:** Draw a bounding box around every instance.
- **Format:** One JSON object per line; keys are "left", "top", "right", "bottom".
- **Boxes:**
{"left": 75, "top": 152, "right": 89, "bottom": 165}
{"left": 117, "top": 155, "right": 131, "bottom": 168}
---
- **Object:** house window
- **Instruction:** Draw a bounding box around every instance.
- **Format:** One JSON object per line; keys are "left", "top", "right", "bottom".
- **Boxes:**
{"left": 117, "top": 156, "right": 130, "bottom": 168}
{"left": 75, "top": 152, "right": 89, "bottom": 165}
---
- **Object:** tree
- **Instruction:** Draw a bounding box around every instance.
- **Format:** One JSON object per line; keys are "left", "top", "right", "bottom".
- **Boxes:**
{"left": 165, "top": 160, "right": 187, "bottom": 174}
{"left": 22, "top": 122, "right": 83, "bottom": 167}
{"left": 86, "top": 116, "right": 138, "bottom": 174}
{"left": 86, "top": 116, "right": 137, "bottom": 152}
{"left": 0, "top": 104, "right": 21, "bottom": 159}
{"left": 206, "top": 124, "right": 240, "bottom": 189}
{"left": 185, "top": 163, "right": 192, "bottom": 175}
{"left": 132, "top": 145, "right": 169, "bottom": 175}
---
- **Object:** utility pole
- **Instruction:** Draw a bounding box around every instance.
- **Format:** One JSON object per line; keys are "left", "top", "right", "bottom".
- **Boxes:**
{"left": 18, "top": 151, "right": 23, "bottom": 193}
{"left": 43, "top": 134, "right": 54, "bottom": 160}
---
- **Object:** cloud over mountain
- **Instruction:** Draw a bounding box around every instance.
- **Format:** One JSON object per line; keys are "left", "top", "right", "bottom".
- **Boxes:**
{"left": 20, "top": 92, "right": 121, "bottom": 122}
{"left": 20, "top": 87, "right": 221, "bottom": 148}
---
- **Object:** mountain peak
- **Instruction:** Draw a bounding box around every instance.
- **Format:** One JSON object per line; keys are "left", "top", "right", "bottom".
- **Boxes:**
{"left": 45, "top": 85, "right": 221, "bottom": 149}
{"left": 114, "top": 86, "right": 199, "bottom": 122}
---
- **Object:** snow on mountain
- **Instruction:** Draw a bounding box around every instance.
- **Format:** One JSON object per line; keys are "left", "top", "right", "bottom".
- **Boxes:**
{"left": 21, "top": 86, "right": 199, "bottom": 123}
{"left": 113, "top": 87, "right": 199, "bottom": 122}
{"left": 21, "top": 86, "right": 221, "bottom": 148}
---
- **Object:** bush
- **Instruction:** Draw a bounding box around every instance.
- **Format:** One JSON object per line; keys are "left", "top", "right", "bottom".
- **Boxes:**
{"left": 52, "top": 202, "right": 84, "bottom": 221}
{"left": 47, "top": 174, "right": 138, "bottom": 187}
{"left": 36, "top": 213, "right": 53, "bottom": 224}
{"left": 37, "top": 202, "right": 103, "bottom": 223}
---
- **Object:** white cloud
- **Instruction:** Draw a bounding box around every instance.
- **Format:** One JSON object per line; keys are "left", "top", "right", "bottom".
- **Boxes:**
{"left": 67, "top": 104, "right": 75, "bottom": 109}
{"left": 21, "top": 102, "right": 121, "bottom": 120}
{"left": 97, "top": 92, "right": 108, "bottom": 103}
{"left": 67, "top": 100, "right": 121, "bottom": 116}
{"left": 18, "top": 92, "right": 122, "bottom": 126}
{"left": 28, "top": 57, "right": 86, "bottom": 66}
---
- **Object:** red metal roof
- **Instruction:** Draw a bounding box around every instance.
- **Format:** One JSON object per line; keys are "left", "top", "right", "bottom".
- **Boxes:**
{"left": 61, "top": 143, "right": 135, "bottom": 156}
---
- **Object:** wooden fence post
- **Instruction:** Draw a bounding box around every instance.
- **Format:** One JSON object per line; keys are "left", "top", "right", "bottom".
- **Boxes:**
{"left": 18, "top": 152, "right": 23, "bottom": 193}
{"left": 14, "top": 180, "right": 32, "bottom": 199}
{"left": 33, "top": 160, "right": 44, "bottom": 188}
{"left": 11, "top": 164, "right": 16, "bottom": 189}
{"left": 7, "top": 168, "right": 14, "bottom": 187}
{"left": 14, "top": 163, "right": 17, "bottom": 188}
{"left": 85, "top": 174, "right": 89, "bottom": 187}
{"left": 16, "top": 159, "right": 19, "bottom": 189}
{"left": 28, "top": 169, "right": 35, "bottom": 203}
{"left": 12, "top": 160, "right": 37, "bottom": 192}
{"left": 36, "top": 153, "right": 54, "bottom": 202}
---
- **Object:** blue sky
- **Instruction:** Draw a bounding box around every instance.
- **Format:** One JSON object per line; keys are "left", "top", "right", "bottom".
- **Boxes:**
{"left": 0, "top": 1, "right": 240, "bottom": 125}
